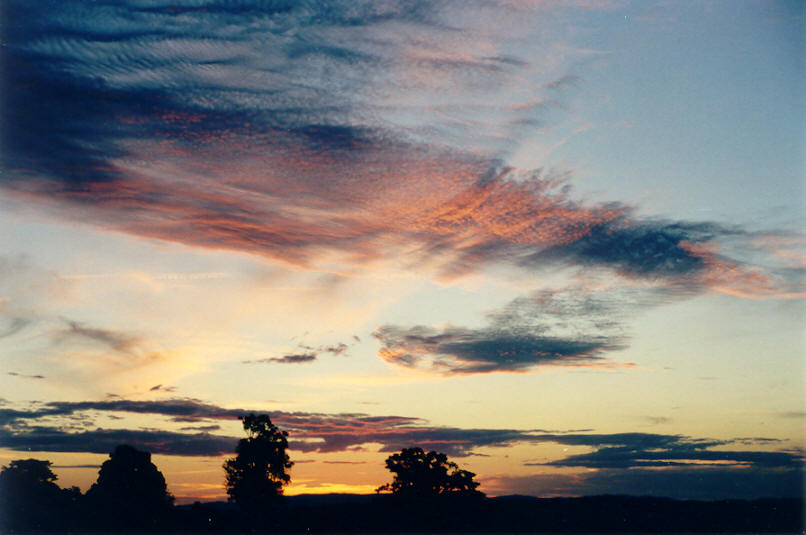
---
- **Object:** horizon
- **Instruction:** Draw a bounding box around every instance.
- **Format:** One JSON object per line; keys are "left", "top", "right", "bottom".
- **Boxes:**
{"left": 1, "top": 0, "right": 803, "bottom": 506}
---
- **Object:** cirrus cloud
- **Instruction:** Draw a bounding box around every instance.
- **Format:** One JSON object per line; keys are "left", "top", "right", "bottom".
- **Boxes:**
{"left": 0, "top": 0, "right": 791, "bottom": 299}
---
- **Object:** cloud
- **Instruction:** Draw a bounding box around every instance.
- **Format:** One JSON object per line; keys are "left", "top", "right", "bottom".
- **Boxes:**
{"left": 52, "top": 319, "right": 141, "bottom": 354}
{"left": 373, "top": 286, "right": 656, "bottom": 374}
{"left": 374, "top": 324, "right": 617, "bottom": 374}
{"left": 1, "top": 399, "right": 801, "bottom": 469}
{"left": 0, "top": 0, "right": 786, "bottom": 298}
{"left": 543, "top": 446, "right": 801, "bottom": 469}
{"left": 322, "top": 343, "right": 349, "bottom": 356}
{"left": 149, "top": 384, "right": 177, "bottom": 393}
{"left": 0, "top": 426, "right": 238, "bottom": 457}
{"left": 243, "top": 339, "right": 355, "bottom": 364}
{"left": 8, "top": 372, "right": 45, "bottom": 379}
{"left": 40, "top": 317, "right": 168, "bottom": 375}
{"left": 644, "top": 416, "right": 672, "bottom": 425}
{"left": 179, "top": 424, "right": 222, "bottom": 432}
{"left": 0, "top": 399, "right": 532, "bottom": 457}
{"left": 521, "top": 432, "right": 802, "bottom": 471}
{"left": 0, "top": 317, "right": 31, "bottom": 339}
{"left": 778, "top": 411, "right": 806, "bottom": 419}
{"left": 527, "top": 221, "right": 719, "bottom": 278}
{"left": 0, "top": 408, "right": 42, "bottom": 426}
{"left": 484, "top": 467, "right": 804, "bottom": 500}
{"left": 244, "top": 353, "right": 317, "bottom": 365}
{"left": 0, "top": 256, "right": 68, "bottom": 341}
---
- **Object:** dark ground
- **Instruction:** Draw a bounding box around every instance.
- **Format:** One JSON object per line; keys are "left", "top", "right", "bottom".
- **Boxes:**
{"left": 3, "top": 493, "right": 803, "bottom": 533}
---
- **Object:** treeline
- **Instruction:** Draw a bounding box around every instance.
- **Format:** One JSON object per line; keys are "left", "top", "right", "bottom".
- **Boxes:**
{"left": 0, "top": 414, "right": 802, "bottom": 533}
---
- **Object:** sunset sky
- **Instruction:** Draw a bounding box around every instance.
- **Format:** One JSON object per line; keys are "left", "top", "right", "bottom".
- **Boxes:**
{"left": 0, "top": 0, "right": 803, "bottom": 504}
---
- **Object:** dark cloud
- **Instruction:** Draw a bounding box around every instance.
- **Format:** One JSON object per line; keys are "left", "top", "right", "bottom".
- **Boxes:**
{"left": 520, "top": 432, "right": 802, "bottom": 469}
{"left": 0, "top": 408, "right": 41, "bottom": 426}
{"left": 0, "top": 398, "right": 533, "bottom": 457}
{"left": 149, "top": 384, "right": 177, "bottom": 393}
{"left": 244, "top": 353, "right": 317, "bottom": 365}
{"left": 322, "top": 343, "right": 349, "bottom": 356}
{"left": 485, "top": 467, "right": 804, "bottom": 500}
{"left": 374, "top": 324, "right": 616, "bottom": 374}
{"left": 243, "top": 339, "right": 354, "bottom": 364}
{"left": 7, "top": 372, "right": 45, "bottom": 380}
{"left": 522, "top": 432, "right": 727, "bottom": 454}
{"left": 374, "top": 287, "right": 652, "bottom": 374}
{"left": 1, "top": 399, "right": 801, "bottom": 472}
{"left": 0, "top": 426, "right": 237, "bottom": 457}
{"left": 38, "top": 399, "right": 244, "bottom": 422}
{"left": 527, "top": 220, "right": 722, "bottom": 279}
{"left": 732, "top": 437, "right": 784, "bottom": 445}
{"left": 544, "top": 446, "right": 801, "bottom": 469}
{"left": 0, "top": 397, "right": 536, "bottom": 455}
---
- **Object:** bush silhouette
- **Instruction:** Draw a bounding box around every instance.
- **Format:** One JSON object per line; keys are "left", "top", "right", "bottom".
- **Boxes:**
{"left": 224, "top": 413, "right": 294, "bottom": 511}
{"left": 377, "top": 447, "right": 484, "bottom": 500}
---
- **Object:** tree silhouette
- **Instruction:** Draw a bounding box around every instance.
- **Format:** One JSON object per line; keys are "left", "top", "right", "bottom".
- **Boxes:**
{"left": 377, "top": 447, "right": 484, "bottom": 499}
{"left": 0, "top": 458, "right": 59, "bottom": 489}
{"left": 85, "top": 444, "right": 173, "bottom": 528}
{"left": 223, "top": 413, "right": 294, "bottom": 510}
{"left": 0, "top": 459, "right": 78, "bottom": 530}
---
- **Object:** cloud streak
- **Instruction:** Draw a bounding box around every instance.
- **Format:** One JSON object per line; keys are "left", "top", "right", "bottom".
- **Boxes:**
{"left": 245, "top": 354, "right": 317, "bottom": 365}
{"left": 0, "top": 426, "right": 237, "bottom": 457}
{"left": 1, "top": 399, "right": 800, "bottom": 470}
{"left": 53, "top": 320, "right": 141, "bottom": 354}
{"left": 242, "top": 339, "right": 355, "bottom": 364}
{"left": 7, "top": 372, "right": 45, "bottom": 380}
{"left": 484, "top": 467, "right": 804, "bottom": 500}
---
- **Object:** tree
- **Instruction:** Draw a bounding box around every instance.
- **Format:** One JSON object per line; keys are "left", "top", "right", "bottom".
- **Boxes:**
{"left": 223, "top": 413, "right": 293, "bottom": 509}
{"left": 0, "top": 459, "right": 76, "bottom": 530}
{"left": 0, "top": 458, "right": 59, "bottom": 490}
{"left": 85, "top": 444, "right": 174, "bottom": 528}
{"left": 87, "top": 444, "right": 174, "bottom": 506}
{"left": 376, "top": 447, "right": 484, "bottom": 499}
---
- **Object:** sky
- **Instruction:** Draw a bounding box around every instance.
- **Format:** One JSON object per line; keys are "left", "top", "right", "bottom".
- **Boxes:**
{"left": 0, "top": 0, "right": 804, "bottom": 504}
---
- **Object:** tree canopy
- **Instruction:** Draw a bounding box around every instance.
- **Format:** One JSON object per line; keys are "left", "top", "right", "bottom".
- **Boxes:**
{"left": 0, "top": 459, "right": 79, "bottom": 531}
{"left": 224, "top": 413, "right": 294, "bottom": 509}
{"left": 377, "top": 447, "right": 484, "bottom": 499}
{"left": 86, "top": 444, "right": 174, "bottom": 508}
{"left": 0, "top": 458, "right": 59, "bottom": 490}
